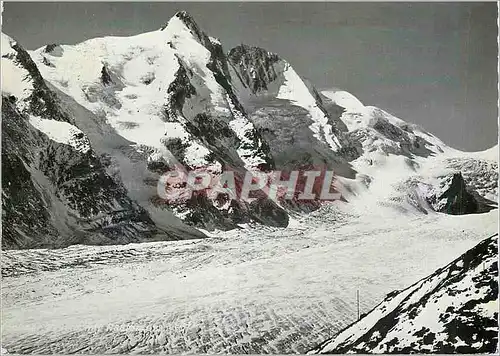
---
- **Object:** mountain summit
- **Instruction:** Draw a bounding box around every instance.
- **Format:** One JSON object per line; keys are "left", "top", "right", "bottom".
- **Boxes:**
{"left": 1, "top": 9, "right": 498, "bottom": 356}
{"left": 1, "top": 11, "right": 497, "bottom": 248}
{"left": 310, "top": 234, "right": 498, "bottom": 354}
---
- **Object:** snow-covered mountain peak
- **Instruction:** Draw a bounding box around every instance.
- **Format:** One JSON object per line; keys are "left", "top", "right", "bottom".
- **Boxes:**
{"left": 1, "top": 32, "right": 15, "bottom": 55}
{"left": 29, "top": 14, "right": 228, "bottom": 157}
{"left": 321, "top": 89, "right": 365, "bottom": 113}
{"left": 311, "top": 233, "right": 499, "bottom": 354}
{"left": 319, "top": 88, "right": 448, "bottom": 159}
{"left": 161, "top": 11, "right": 204, "bottom": 41}
{"left": 25, "top": 17, "right": 289, "bottom": 231}
{"left": 160, "top": 11, "right": 207, "bottom": 48}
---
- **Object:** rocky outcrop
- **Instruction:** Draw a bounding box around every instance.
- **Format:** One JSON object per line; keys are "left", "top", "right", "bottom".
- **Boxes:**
{"left": 1, "top": 34, "right": 185, "bottom": 249}
{"left": 101, "top": 66, "right": 113, "bottom": 85}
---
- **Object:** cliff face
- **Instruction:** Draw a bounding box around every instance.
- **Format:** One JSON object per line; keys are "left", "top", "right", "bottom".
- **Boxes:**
{"left": 3, "top": 11, "right": 497, "bottom": 248}
{"left": 227, "top": 44, "right": 282, "bottom": 94}
{"left": 3, "top": 11, "right": 292, "bottom": 247}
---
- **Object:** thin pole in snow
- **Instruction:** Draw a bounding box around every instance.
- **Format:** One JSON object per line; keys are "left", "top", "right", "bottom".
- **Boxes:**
{"left": 356, "top": 289, "right": 360, "bottom": 321}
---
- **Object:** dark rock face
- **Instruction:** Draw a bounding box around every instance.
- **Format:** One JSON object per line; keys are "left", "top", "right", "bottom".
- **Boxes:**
{"left": 2, "top": 38, "right": 158, "bottom": 249}
{"left": 249, "top": 98, "right": 355, "bottom": 177}
{"left": 248, "top": 197, "right": 291, "bottom": 226}
{"left": 166, "top": 59, "right": 196, "bottom": 117}
{"left": 41, "top": 56, "right": 55, "bottom": 67}
{"left": 162, "top": 138, "right": 189, "bottom": 166}
{"left": 175, "top": 192, "right": 289, "bottom": 231}
{"left": 10, "top": 40, "right": 67, "bottom": 122}
{"left": 156, "top": 18, "right": 287, "bottom": 229}
{"left": 311, "top": 234, "right": 499, "bottom": 354}
{"left": 437, "top": 172, "right": 496, "bottom": 215}
{"left": 101, "top": 66, "right": 113, "bottom": 85}
{"left": 161, "top": 110, "right": 288, "bottom": 229}
{"left": 444, "top": 157, "right": 498, "bottom": 203}
{"left": 44, "top": 44, "right": 58, "bottom": 53}
{"left": 2, "top": 96, "right": 157, "bottom": 249}
{"left": 182, "top": 194, "right": 240, "bottom": 231}
{"left": 227, "top": 45, "right": 281, "bottom": 93}
{"left": 183, "top": 113, "right": 243, "bottom": 166}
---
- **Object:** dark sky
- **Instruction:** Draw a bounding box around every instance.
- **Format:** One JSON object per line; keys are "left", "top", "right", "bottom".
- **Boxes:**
{"left": 2, "top": 2, "right": 498, "bottom": 151}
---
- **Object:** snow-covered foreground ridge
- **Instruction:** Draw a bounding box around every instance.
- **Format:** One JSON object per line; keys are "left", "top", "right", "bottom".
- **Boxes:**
{"left": 310, "top": 233, "right": 498, "bottom": 354}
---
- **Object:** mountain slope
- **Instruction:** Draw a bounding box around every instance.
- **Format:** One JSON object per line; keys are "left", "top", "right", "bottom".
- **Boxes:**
{"left": 321, "top": 90, "right": 445, "bottom": 159}
{"left": 322, "top": 89, "right": 498, "bottom": 217}
{"left": 310, "top": 233, "right": 498, "bottom": 354}
{"left": 3, "top": 11, "right": 497, "bottom": 248}
{"left": 1, "top": 33, "right": 206, "bottom": 248}
{"left": 29, "top": 12, "right": 497, "bottom": 225}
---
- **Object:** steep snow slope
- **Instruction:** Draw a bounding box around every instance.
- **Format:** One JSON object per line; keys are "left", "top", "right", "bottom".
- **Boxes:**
{"left": 277, "top": 64, "right": 342, "bottom": 151}
{"left": 321, "top": 90, "right": 365, "bottom": 113}
{"left": 321, "top": 89, "right": 445, "bottom": 159}
{"left": 45, "top": 82, "right": 207, "bottom": 240}
{"left": 28, "top": 116, "right": 91, "bottom": 153}
{"left": 322, "top": 89, "right": 498, "bottom": 217}
{"left": 30, "top": 17, "right": 212, "bottom": 168}
{"left": 311, "top": 233, "right": 498, "bottom": 354}
{"left": 227, "top": 45, "right": 357, "bottom": 176}
{"left": 2, "top": 33, "right": 34, "bottom": 102}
